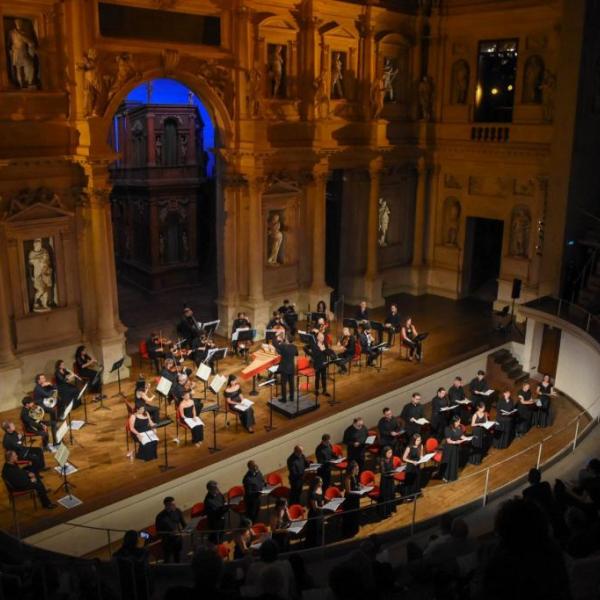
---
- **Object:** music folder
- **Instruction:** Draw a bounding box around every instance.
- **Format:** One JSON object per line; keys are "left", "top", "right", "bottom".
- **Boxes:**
{"left": 156, "top": 377, "right": 173, "bottom": 397}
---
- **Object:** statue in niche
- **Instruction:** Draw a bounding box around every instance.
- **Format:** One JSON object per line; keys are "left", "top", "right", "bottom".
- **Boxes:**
{"left": 382, "top": 57, "right": 399, "bottom": 102}
{"left": 418, "top": 75, "right": 433, "bottom": 121}
{"left": 247, "top": 65, "right": 264, "bottom": 118}
{"left": 331, "top": 52, "right": 345, "bottom": 99}
{"left": 314, "top": 68, "right": 330, "bottom": 119}
{"left": 443, "top": 198, "right": 461, "bottom": 246}
{"left": 378, "top": 198, "right": 391, "bottom": 247}
{"left": 268, "top": 44, "right": 285, "bottom": 98}
{"left": 6, "top": 17, "right": 38, "bottom": 89}
{"left": 155, "top": 134, "right": 162, "bottom": 165}
{"left": 27, "top": 238, "right": 55, "bottom": 312}
{"left": 451, "top": 60, "right": 469, "bottom": 105}
{"left": 371, "top": 73, "right": 385, "bottom": 119}
{"left": 108, "top": 53, "right": 136, "bottom": 101}
{"left": 540, "top": 69, "right": 556, "bottom": 122}
{"left": 510, "top": 206, "right": 531, "bottom": 258}
{"left": 78, "top": 48, "right": 103, "bottom": 117}
{"left": 267, "top": 212, "right": 284, "bottom": 265}
{"left": 522, "top": 55, "right": 544, "bottom": 104}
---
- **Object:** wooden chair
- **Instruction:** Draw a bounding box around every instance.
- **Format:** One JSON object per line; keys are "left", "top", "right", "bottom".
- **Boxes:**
{"left": 297, "top": 356, "right": 315, "bottom": 394}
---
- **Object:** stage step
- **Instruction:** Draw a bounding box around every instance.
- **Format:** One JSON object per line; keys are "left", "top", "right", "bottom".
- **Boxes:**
{"left": 486, "top": 347, "right": 530, "bottom": 392}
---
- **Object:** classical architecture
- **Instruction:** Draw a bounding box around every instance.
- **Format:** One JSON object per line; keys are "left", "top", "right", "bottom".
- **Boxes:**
{"left": 0, "top": 0, "right": 596, "bottom": 408}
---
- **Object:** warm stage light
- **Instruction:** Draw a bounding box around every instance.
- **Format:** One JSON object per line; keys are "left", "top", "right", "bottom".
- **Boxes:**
{"left": 507, "top": 84, "right": 514, "bottom": 91}
{"left": 491, "top": 87, "right": 499, "bottom": 95}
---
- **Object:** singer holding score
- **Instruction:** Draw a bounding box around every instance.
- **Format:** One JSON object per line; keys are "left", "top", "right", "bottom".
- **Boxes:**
{"left": 178, "top": 392, "right": 204, "bottom": 447}
{"left": 129, "top": 404, "right": 158, "bottom": 461}
{"left": 224, "top": 374, "right": 255, "bottom": 433}
{"left": 441, "top": 414, "right": 471, "bottom": 482}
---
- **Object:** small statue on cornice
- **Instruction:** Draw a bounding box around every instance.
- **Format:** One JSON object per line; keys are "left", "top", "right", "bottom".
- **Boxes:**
{"left": 246, "top": 65, "right": 264, "bottom": 118}
{"left": 371, "top": 74, "right": 385, "bottom": 120}
{"left": 108, "top": 53, "right": 138, "bottom": 102}
{"left": 77, "top": 48, "right": 103, "bottom": 117}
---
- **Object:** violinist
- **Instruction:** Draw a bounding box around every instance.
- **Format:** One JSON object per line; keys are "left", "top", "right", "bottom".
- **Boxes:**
{"left": 358, "top": 324, "right": 380, "bottom": 368}
{"left": 146, "top": 332, "right": 168, "bottom": 372}
{"left": 311, "top": 317, "right": 330, "bottom": 338}
{"left": 134, "top": 378, "right": 160, "bottom": 421}
{"left": 74, "top": 345, "right": 103, "bottom": 400}
{"left": 175, "top": 371, "right": 203, "bottom": 415}
{"left": 278, "top": 299, "right": 298, "bottom": 335}
{"left": 195, "top": 334, "right": 217, "bottom": 372}
{"left": 355, "top": 300, "right": 369, "bottom": 323}
{"left": 160, "top": 358, "right": 179, "bottom": 384}
{"left": 337, "top": 327, "right": 355, "bottom": 374}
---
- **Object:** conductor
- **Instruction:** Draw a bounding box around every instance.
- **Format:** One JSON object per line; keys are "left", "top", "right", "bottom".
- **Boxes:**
{"left": 274, "top": 333, "right": 298, "bottom": 404}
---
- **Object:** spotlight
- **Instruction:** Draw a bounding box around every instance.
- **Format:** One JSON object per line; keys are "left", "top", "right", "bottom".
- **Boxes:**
{"left": 491, "top": 87, "right": 499, "bottom": 95}
{"left": 507, "top": 84, "right": 514, "bottom": 91}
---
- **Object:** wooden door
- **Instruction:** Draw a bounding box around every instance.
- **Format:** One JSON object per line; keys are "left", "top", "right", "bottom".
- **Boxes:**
{"left": 538, "top": 324, "right": 561, "bottom": 377}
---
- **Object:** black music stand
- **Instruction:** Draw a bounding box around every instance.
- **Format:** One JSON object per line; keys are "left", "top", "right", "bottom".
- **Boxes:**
{"left": 237, "top": 329, "right": 256, "bottom": 364}
{"left": 369, "top": 321, "right": 385, "bottom": 345}
{"left": 109, "top": 358, "right": 126, "bottom": 402}
{"left": 414, "top": 332, "right": 429, "bottom": 362}
{"left": 325, "top": 357, "right": 341, "bottom": 406}
{"left": 299, "top": 331, "right": 317, "bottom": 348}
{"left": 203, "top": 320, "right": 220, "bottom": 339}
{"left": 205, "top": 405, "right": 221, "bottom": 453}
{"left": 265, "top": 328, "right": 278, "bottom": 344}
{"left": 77, "top": 382, "right": 94, "bottom": 426}
{"left": 343, "top": 318, "right": 359, "bottom": 332}
{"left": 158, "top": 421, "right": 175, "bottom": 472}
{"left": 259, "top": 378, "right": 277, "bottom": 432}
{"left": 206, "top": 348, "right": 227, "bottom": 374}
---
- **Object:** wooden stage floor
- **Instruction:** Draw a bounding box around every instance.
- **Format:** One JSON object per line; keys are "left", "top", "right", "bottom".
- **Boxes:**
{"left": 1, "top": 294, "right": 569, "bottom": 541}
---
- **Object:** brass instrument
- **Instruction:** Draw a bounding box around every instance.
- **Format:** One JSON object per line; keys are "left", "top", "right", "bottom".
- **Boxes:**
{"left": 29, "top": 405, "right": 45, "bottom": 422}
{"left": 42, "top": 389, "right": 58, "bottom": 409}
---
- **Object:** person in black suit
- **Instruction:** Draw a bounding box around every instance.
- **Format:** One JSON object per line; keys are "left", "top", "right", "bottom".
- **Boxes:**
{"left": 358, "top": 324, "right": 380, "bottom": 367}
{"left": 522, "top": 468, "right": 555, "bottom": 514}
{"left": 355, "top": 300, "right": 369, "bottom": 323}
{"left": 343, "top": 417, "right": 368, "bottom": 472}
{"left": 243, "top": 460, "right": 266, "bottom": 523}
{"left": 287, "top": 445, "right": 310, "bottom": 505}
{"left": 384, "top": 303, "right": 402, "bottom": 346}
{"left": 32, "top": 374, "right": 58, "bottom": 445}
{"left": 315, "top": 434, "right": 335, "bottom": 491}
{"left": 430, "top": 387, "right": 453, "bottom": 439}
{"left": 155, "top": 496, "right": 187, "bottom": 563}
{"left": 204, "top": 480, "right": 229, "bottom": 544}
{"left": 2, "top": 451, "right": 55, "bottom": 509}
{"left": 377, "top": 407, "right": 402, "bottom": 455}
{"left": 177, "top": 306, "right": 202, "bottom": 350}
{"left": 2, "top": 421, "right": 45, "bottom": 473}
{"left": 275, "top": 334, "right": 298, "bottom": 403}
{"left": 20, "top": 397, "right": 50, "bottom": 451}
{"left": 278, "top": 299, "right": 298, "bottom": 335}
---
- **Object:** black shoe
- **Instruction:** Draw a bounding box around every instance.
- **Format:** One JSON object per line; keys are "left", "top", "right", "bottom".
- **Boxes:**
{"left": 44, "top": 502, "right": 58, "bottom": 509}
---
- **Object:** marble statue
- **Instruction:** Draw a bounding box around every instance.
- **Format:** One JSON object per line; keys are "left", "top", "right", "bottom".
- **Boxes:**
{"left": 540, "top": 69, "right": 556, "bottom": 122}
{"left": 108, "top": 53, "right": 136, "bottom": 101}
{"left": 378, "top": 198, "right": 391, "bottom": 247}
{"left": 313, "top": 68, "right": 330, "bottom": 119}
{"left": 382, "top": 58, "right": 399, "bottom": 102}
{"left": 451, "top": 60, "right": 469, "bottom": 105}
{"left": 7, "top": 18, "right": 38, "bottom": 89}
{"left": 269, "top": 45, "right": 285, "bottom": 97}
{"left": 510, "top": 206, "right": 531, "bottom": 257}
{"left": 371, "top": 74, "right": 385, "bottom": 119}
{"left": 331, "top": 52, "right": 344, "bottom": 99}
{"left": 247, "top": 65, "right": 264, "bottom": 118}
{"left": 28, "top": 238, "right": 54, "bottom": 312}
{"left": 444, "top": 198, "right": 460, "bottom": 246}
{"left": 522, "top": 55, "right": 544, "bottom": 104}
{"left": 267, "top": 212, "right": 284, "bottom": 265}
{"left": 78, "top": 48, "right": 103, "bottom": 117}
{"left": 418, "top": 75, "right": 433, "bottom": 121}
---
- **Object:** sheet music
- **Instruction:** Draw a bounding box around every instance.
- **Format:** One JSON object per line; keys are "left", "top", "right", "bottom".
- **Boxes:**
{"left": 305, "top": 463, "right": 322, "bottom": 472}
{"left": 232, "top": 330, "right": 240, "bottom": 342}
{"left": 156, "top": 377, "right": 173, "bottom": 396}
{"left": 417, "top": 452, "right": 436, "bottom": 464}
{"left": 196, "top": 363, "right": 211, "bottom": 382}
{"left": 483, "top": 389, "right": 495, "bottom": 396}
{"left": 54, "top": 442, "right": 69, "bottom": 467}
{"left": 287, "top": 520, "right": 307, "bottom": 535}
{"left": 478, "top": 420, "right": 497, "bottom": 430}
{"left": 56, "top": 420, "right": 69, "bottom": 444}
{"left": 329, "top": 457, "right": 346, "bottom": 464}
{"left": 61, "top": 400, "right": 74, "bottom": 421}
{"left": 350, "top": 485, "right": 374, "bottom": 496}
{"left": 394, "top": 465, "right": 407, "bottom": 473}
{"left": 140, "top": 430, "right": 159, "bottom": 445}
{"left": 414, "top": 417, "right": 429, "bottom": 425}
{"left": 455, "top": 399, "right": 472, "bottom": 405}
{"left": 365, "top": 435, "right": 376, "bottom": 445}
{"left": 500, "top": 409, "right": 518, "bottom": 415}
{"left": 323, "top": 498, "right": 345, "bottom": 511}
{"left": 535, "top": 399, "right": 543, "bottom": 407}
{"left": 184, "top": 416, "right": 204, "bottom": 429}
{"left": 260, "top": 485, "right": 278, "bottom": 495}
{"left": 440, "top": 404, "right": 459, "bottom": 412}
{"left": 209, "top": 374, "right": 227, "bottom": 394}
{"left": 236, "top": 398, "right": 254, "bottom": 412}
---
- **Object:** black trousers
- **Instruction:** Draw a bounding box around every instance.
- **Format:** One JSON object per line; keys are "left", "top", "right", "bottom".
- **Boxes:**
{"left": 161, "top": 536, "right": 182, "bottom": 563}
{"left": 289, "top": 477, "right": 304, "bottom": 505}
{"left": 315, "top": 368, "right": 327, "bottom": 393}
{"left": 18, "top": 447, "right": 45, "bottom": 472}
{"left": 280, "top": 373, "right": 295, "bottom": 403}
{"left": 318, "top": 465, "right": 331, "bottom": 492}
{"left": 245, "top": 493, "right": 261, "bottom": 523}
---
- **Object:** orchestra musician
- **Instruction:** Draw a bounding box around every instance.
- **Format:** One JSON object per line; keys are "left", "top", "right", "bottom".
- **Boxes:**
{"left": 21, "top": 397, "right": 50, "bottom": 451}
{"left": 358, "top": 324, "right": 381, "bottom": 368}
{"left": 224, "top": 374, "right": 255, "bottom": 433}
{"left": 231, "top": 312, "right": 252, "bottom": 356}
{"left": 2, "top": 450, "right": 56, "bottom": 510}
{"left": 160, "top": 358, "right": 179, "bottom": 385}
{"left": 377, "top": 407, "right": 402, "bottom": 455}
{"left": 74, "top": 345, "right": 103, "bottom": 400}
{"left": 128, "top": 404, "right": 158, "bottom": 461}
{"left": 355, "top": 300, "right": 369, "bottom": 323}
{"left": 134, "top": 379, "right": 160, "bottom": 421}
{"left": 278, "top": 299, "right": 298, "bottom": 335}
{"left": 54, "top": 359, "right": 81, "bottom": 412}
{"left": 401, "top": 317, "right": 422, "bottom": 361}
{"left": 316, "top": 300, "right": 329, "bottom": 318}
{"left": 274, "top": 332, "right": 298, "bottom": 404}
{"left": 336, "top": 327, "right": 355, "bottom": 373}
{"left": 178, "top": 392, "right": 204, "bottom": 447}
{"left": 194, "top": 334, "right": 217, "bottom": 372}
{"left": 33, "top": 373, "right": 58, "bottom": 445}
{"left": 384, "top": 303, "right": 402, "bottom": 346}
{"left": 146, "top": 332, "right": 168, "bottom": 372}
{"left": 400, "top": 393, "right": 425, "bottom": 439}
{"left": 2, "top": 420, "right": 46, "bottom": 473}
{"left": 177, "top": 305, "right": 202, "bottom": 349}
{"left": 311, "top": 317, "right": 330, "bottom": 338}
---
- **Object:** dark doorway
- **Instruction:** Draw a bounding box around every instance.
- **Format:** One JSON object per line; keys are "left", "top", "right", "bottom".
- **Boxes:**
{"left": 463, "top": 217, "right": 504, "bottom": 302}
{"left": 474, "top": 39, "right": 518, "bottom": 123}
{"left": 538, "top": 324, "right": 561, "bottom": 377}
{"left": 325, "top": 170, "right": 344, "bottom": 306}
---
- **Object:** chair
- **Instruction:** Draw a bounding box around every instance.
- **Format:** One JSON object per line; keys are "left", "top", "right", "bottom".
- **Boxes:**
{"left": 297, "top": 356, "right": 315, "bottom": 393}
{"left": 367, "top": 429, "right": 380, "bottom": 459}
{"left": 227, "top": 485, "right": 246, "bottom": 515}
{"left": 251, "top": 522, "right": 269, "bottom": 537}
{"left": 424, "top": 437, "right": 442, "bottom": 464}
{"left": 190, "top": 502, "right": 208, "bottom": 534}
{"left": 359, "top": 470, "right": 380, "bottom": 502}
{"left": 288, "top": 504, "right": 306, "bottom": 520}
{"left": 20, "top": 417, "right": 43, "bottom": 448}
{"left": 138, "top": 340, "right": 154, "bottom": 371}
{"left": 392, "top": 456, "right": 406, "bottom": 483}
{"left": 3, "top": 477, "right": 37, "bottom": 519}
{"left": 216, "top": 543, "right": 230, "bottom": 560}
{"left": 176, "top": 411, "right": 193, "bottom": 445}
{"left": 349, "top": 341, "right": 362, "bottom": 374}
{"left": 330, "top": 444, "right": 348, "bottom": 485}
{"left": 125, "top": 419, "right": 139, "bottom": 455}
{"left": 324, "top": 486, "right": 344, "bottom": 513}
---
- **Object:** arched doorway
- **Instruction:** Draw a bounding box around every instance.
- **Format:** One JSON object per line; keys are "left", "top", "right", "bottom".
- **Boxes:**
{"left": 107, "top": 78, "right": 218, "bottom": 344}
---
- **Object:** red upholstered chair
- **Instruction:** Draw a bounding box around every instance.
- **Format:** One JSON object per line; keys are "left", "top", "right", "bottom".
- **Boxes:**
{"left": 359, "top": 470, "right": 380, "bottom": 502}
{"left": 3, "top": 477, "right": 37, "bottom": 518}
{"left": 20, "top": 417, "right": 43, "bottom": 449}
{"left": 392, "top": 456, "right": 406, "bottom": 482}
{"left": 424, "top": 437, "right": 443, "bottom": 463}
{"left": 251, "top": 522, "right": 269, "bottom": 537}
{"left": 227, "top": 485, "right": 246, "bottom": 515}
{"left": 138, "top": 340, "right": 153, "bottom": 371}
{"left": 216, "top": 543, "right": 231, "bottom": 560}
{"left": 297, "top": 356, "right": 315, "bottom": 393}
{"left": 190, "top": 502, "right": 205, "bottom": 518}
{"left": 288, "top": 504, "right": 306, "bottom": 520}
{"left": 367, "top": 429, "right": 380, "bottom": 459}
{"left": 349, "top": 341, "right": 362, "bottom": 374}
{"left": 266, "top": 472, "right": 289, "bottom": 503}
{"left": 324, "top": 486, "right": 344, "bottom": 513}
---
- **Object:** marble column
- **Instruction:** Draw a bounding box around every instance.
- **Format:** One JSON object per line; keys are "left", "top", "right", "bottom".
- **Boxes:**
{"left": 412, "top": 156, "right": 429, "bottom": 267}
{"left": 363, "top": 158, "right": 385, "bottom": 306}
{"left": 308, "top": 162, "right": 331, "bottom": 304}
{"left": 0, "top": 265, "right": 17, "bottom": 366}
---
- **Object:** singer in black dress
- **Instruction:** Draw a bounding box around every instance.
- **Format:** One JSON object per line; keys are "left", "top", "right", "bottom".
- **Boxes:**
{"left": 494, "top": 391, "right": 516, "bottom": 449}
{"left": 342, "top": 461, "right": 361, "bottom": 538}
{"left": 402, "top": 434, "right": 424, "bottom": 496}
{"left": 306, "top": 477, "right": 325, "bottom": 547}
{"left": 178, "top": 393, "right": 204, "bottom": 446}
{"left": 224, "top": 375, "right": 255, "bottom": 433}
{"left": 441, "top": 415, "right": 469, "bottom": 482}
{"left": 378, "top": 447, "right": 396, "bottom": 519}
{"left": 536, "top": 375, "right": 553, "bottom": 428}
{"left": 129, "top": 405, "right": 158, "bottom": 461}
{"left": 469, "top": 402, "right": 490, "bottom": 465}
{"left": 401, "top": 317, "right": 421, "bottom": 361}
{"left": 517, "top": 383, "right": 535, "bottom": 436}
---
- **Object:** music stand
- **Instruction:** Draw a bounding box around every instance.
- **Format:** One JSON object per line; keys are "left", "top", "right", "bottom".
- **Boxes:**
{"left": 237, "top": 329, "right": 256, "bottom": 364}
{"left": 157, "top": 420, "right": 174, "bottom": 472}
{"left": 204, "top": 403, "right": 221, "bottom": 453}
{"left": 203, "top": 320, "right": 220, "bottom": 339}
{"left": 299, "top": 331, "right": 317, "bottom": 348}
{"left": 265, "top": 328, "right": 278, "bottom": 344}
{"left": 77, "top": 382, "right": 94, "bottom": 426}
{"left": 259, "top": 378, "right": 277, "bottom": 432}
{"left": 196, "top": 363, "right": 211, "bottom": 402}
{"left": 343, "top": 318, "right": 359, "bottom": 332}
{"left": 206, "top": 348, "right": 227, "bottom": 374}
{"left": 324, "top": 357, "right": 341, "bottom": 406}
{"left": 414, "top": 332, "right": 429, "bottom": 362}
{"left": 53, "top": 443, "right": 82, "bottom": 508}
{"left": 109, "top": 358, "right": 126, "bottom": 401}
{"left": 369, "top": 321, "right": 385, "bottom": 345}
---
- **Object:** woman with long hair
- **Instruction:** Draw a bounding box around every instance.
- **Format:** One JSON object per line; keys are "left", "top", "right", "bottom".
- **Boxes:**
{"left": 224, "top": 374, "right": 255, "bottom": 433}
